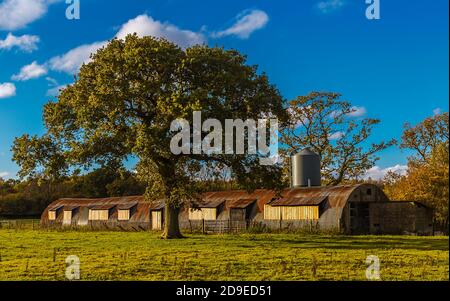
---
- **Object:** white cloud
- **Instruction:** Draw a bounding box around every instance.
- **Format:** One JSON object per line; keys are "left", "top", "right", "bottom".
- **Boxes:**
{"left": 0, "top": 0, "right": 58, "bottom": 31}
{"left": 116, "top": 14, "right": 205, "bottom": 48}
{"left": 213, "top": 10, "right": 269, "bottom": 39}
{"left": 12, "top": 61, "right": 47, "bottom": 81}
{"left": 347, "top": 106, "right": 367, "bottom": 117}
{"left": 433, "top": 107, "right": 442, "bottom": 116}
{"left": 0, "top": 171, "right": 10, "bottom": 178}
{"left": 45, "top": 76, "right": 58, "bottom": 86}
{"left": 48, "top": 41, "right": 107, "bottom": 74}
{"left": 328, "top": 131, "right": 345, "bottom": 140}
{"left": 0, "top": 32, "right": 39, "bottom": 52}
{"left": 0, "top": 82, "right": 16, "bottom": 98}
{"left": 316, "top": 0, "right": 345, "bottom": 13}
{"left": 363, "top": 164, "right": 408, "bottom": 180}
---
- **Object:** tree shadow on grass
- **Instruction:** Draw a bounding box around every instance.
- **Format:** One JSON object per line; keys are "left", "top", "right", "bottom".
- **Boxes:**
{"left": 273, "top": 236, "right": 449, "bottom": 251}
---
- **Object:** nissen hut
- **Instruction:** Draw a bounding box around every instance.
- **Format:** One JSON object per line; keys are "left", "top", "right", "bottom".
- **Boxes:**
{"left": 41, "top": 148, "right": 434, "bottom": 235}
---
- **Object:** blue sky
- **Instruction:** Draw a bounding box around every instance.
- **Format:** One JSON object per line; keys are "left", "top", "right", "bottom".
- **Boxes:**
{"left": 0, "top": 0, "right": 448, "bottom": 180}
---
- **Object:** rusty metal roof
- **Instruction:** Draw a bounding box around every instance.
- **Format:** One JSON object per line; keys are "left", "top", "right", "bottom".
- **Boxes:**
{"left": 148, "top": 199, "right": 165, "bottom": 210}
{"left": 41, "top": 195, "right": 158, "bottom": 224}
{"left": 48, "top": 205, "right": 63, "bottom": 211}
{"left": 63, "top": 205, "right": 79, "bottom": 211}
{"left": 200, "top": 189, "right": 277, "bottom": 212}
{"left": 282, "top": 185, "right": 364, "bottom": 208}
{"left": 197, "top": 184, "right": 383, "bottom": 211}
{"left": 90, "top": 204, "right": 116, "bottom": 210}
{"left": 269, "top": 196, "right": 327, "bottom": 206}
{"left": 117, "top": 202, "right": 138, "bottom": 210}
{"left": 193, "top": 199, "right": 225, "bottom": 208}
{"left": 42, "top": 184, "right": 386, "bottom": 224}
{"left": 227, "top": 198, "right": 256, "bottom": 209}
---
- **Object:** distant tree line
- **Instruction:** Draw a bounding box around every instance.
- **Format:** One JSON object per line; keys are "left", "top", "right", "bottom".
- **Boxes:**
{"left": 0, "top": 168, "right": 145, "bottom": 217}
{"left": 0, "top": 166, "right": 243, "bottom": 217}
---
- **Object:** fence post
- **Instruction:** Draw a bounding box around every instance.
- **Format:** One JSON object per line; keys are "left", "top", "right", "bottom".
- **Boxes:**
{"left": 202, "top": 219, "right": 205, "bottom": 235}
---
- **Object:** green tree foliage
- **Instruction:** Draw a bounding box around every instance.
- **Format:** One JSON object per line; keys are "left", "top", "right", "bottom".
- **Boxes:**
{"left": 281, "top": 92, "right": 396, "bottom": 185}
{"left": 12, "top": 35, "right": 287, "bottom": 238}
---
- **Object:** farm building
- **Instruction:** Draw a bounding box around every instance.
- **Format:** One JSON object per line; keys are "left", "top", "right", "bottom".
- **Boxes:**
{"left": 41, "top": 184, "right": 433, "bottom": 235}
{"left": 41, "top": 148, "right": 434, "bottom": 235}
{"left": 42, "top": 196, "right": 164, "bottom": 230}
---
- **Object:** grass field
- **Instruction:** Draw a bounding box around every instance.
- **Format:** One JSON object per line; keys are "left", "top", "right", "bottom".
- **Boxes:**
{"left": 0, "top": 229, "right": 448, "bottom": 281}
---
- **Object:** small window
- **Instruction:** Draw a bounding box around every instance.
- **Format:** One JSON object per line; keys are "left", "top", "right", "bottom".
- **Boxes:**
{"left": 48, "top": 211, "right": 56, "bottom": 220}
{"left": 367, "top": 188, "right": 372, "bottom": 195}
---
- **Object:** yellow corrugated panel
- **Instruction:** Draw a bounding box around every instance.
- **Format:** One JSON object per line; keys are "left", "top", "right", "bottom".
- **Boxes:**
{"left": 189, "top": 209, "right": 203, "bottom": 220}
{"left": 202, "top": 208, "right": 217, "bottom": 220}
{"left": 48, "top": 211, "right": 56, "bottom": 220}
{"left": 118, "top": 209, "right": 130, "bottom": 220}
{"left": 264, "top": 205, "right": 281, "bottom": 220}
{"left": 63, "top": 211, "right": 72, "bottom": 224}
{"left": 264, "top": 205, "right": 319, "bottom": 220}
{"left": 89, "top": 209, "right": 109, "bottom": 221}
{"left": 281, "top": 206, "right": 319, "bottom": 220}
{"left": 189, "top": 208, "right": 217, "bottom": 220}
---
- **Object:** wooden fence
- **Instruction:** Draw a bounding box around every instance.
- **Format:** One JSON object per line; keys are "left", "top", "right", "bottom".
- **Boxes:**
{"left": 0, "top": 219, "right": 40, "bottom": 230}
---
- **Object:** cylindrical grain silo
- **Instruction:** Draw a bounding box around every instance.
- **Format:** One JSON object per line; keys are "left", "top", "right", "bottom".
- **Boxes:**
{"left": 291, "top": 147, "right": 321, "bottom": 188}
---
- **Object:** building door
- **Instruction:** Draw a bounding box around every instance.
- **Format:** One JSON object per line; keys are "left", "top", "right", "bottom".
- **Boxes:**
{"left": 349, "top": 202, "right": 370, "bottom": 234}
{"left": 230, "top": 208, "right": 246, "bottom": 221}
{"left": 151, "top": 210, "right": 163, "bottom": 230}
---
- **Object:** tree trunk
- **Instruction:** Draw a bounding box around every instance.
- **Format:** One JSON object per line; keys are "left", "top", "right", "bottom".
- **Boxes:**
{"left": 162, "top": 201, "right": 184, "bottom": 239}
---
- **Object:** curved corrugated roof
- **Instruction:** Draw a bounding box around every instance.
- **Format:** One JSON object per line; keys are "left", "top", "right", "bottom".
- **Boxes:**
{"left": 197, "top": 184, "right": 382, "bottom": 211}
{"left": 282, "top": 184, "right": 364, "bottom": 208}
{"left": 46, "top": 196, "right": 165, "bottom": 210}
{"left": 42, "top": 184, "right": 385, "bottom": 219}
{"left": 269, "top": 196, "right": 327, "bottom": 206}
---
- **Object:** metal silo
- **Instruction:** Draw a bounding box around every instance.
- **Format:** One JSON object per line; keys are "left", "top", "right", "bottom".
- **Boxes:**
{"left": 291, "top": 147, "right": 321, "bottom": 188}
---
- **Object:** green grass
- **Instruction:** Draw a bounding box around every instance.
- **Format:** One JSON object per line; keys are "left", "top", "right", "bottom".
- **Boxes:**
{"left": 0, "top": 229, "right": 448, "bottom": 281}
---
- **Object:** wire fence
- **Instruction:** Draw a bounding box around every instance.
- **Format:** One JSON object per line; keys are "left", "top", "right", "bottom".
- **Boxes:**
{"left": 180, "top": 220, "right": 248, "bottom": 234}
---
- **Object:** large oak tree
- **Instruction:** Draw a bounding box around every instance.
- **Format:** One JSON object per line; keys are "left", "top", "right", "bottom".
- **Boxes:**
{"left": 12, "top": 35, "right": 287, "bottom": 238}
